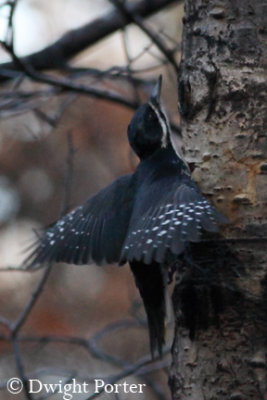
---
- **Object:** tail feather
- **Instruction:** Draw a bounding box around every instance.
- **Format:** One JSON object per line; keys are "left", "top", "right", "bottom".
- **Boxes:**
{"left": 130, "top": 261, "right": 166, "bottom": 357}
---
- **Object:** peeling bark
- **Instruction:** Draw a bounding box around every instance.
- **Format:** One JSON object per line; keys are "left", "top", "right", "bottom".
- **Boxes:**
{"left": 170, "top": 1, "right": 267, "bottom": 399}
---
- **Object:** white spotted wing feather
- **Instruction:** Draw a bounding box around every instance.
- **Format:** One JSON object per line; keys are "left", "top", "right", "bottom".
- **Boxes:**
{"left": 121, "top": 178, "right": 227, "bottom": 264}
{"left": 25, "top": 174, "right": 135, "bottom": 268}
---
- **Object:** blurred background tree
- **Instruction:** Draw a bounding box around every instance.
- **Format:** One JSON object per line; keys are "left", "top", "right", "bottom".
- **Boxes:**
{"left": 0, "top": 1, "right": 183, "bottom": 399}
{"left": 0, "top": 0, "right": 266, "bottom": 400}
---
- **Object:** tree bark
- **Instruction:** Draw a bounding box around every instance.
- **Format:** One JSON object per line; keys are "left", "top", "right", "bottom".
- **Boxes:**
{"left": 170, "top": 1, "right": 267, "bottom": 399}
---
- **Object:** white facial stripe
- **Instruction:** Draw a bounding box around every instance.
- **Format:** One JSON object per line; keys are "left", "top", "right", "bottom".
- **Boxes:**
{"left": 149, "top": 101, "right": 190, "bottom": 174}
{"left": 148, "top": 101, "right": 168, "bottom": 148}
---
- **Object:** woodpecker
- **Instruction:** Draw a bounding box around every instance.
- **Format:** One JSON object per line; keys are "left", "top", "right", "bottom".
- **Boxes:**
{"left": 25, "top": 76, "right": 226, "bottom": 357}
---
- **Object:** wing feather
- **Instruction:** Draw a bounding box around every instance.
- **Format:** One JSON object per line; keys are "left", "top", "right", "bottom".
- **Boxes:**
{"left": 121, "top": 175, "right": 227, "bottom": 264}
{"left": 24, "top": 174, "right": 135, "bottom": 268}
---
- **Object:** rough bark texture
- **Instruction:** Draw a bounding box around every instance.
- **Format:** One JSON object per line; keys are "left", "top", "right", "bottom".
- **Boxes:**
{"left": 170, "top": 1, "right": 267, "bottom": 399}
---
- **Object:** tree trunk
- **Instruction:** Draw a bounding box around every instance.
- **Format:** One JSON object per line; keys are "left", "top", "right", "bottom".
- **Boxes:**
{"left": 170, "top": 1, "right": 267, "bottom": 399}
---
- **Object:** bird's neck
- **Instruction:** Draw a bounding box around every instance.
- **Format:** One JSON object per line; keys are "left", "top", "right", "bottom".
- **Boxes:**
{"left": 143, "top": 144, "right": 178, "bottom": 163}
{"left": 137, "top": 144, "right": 188, "bottom": 177}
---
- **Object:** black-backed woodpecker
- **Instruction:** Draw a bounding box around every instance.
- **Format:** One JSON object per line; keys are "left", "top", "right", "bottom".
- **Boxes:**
{"left": 25, "top": 76, "right": 226, "bottom": 357}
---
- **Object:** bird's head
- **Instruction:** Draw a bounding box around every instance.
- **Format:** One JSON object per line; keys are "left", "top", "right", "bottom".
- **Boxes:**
{"left": 127, "top": 76, "right": 172, "bottom": 160}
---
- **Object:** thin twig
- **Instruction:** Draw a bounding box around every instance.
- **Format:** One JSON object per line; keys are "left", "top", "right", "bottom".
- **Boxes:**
{"left": 109, "top": 0, "right": 180, "bottom": 73}
{"left": 0, "top": 0, "right": 180, "bottom": 82}
{"left": 84, "top": 347, "right": 171, "bottom": 400}
{"left": 121, "top": 29, "right": 142, "bottom": 105}
{"left": 11, "top": 264, "right": 52, "bottom": 336}
{"left": 60, "top": 131, "right": 76, "bottom": 216}
{"left": 12, "top": 338, "right": 33, "bottom": 400}
{"left": 5, "top": 0, "right": 19, "bottom": 52}
{"left": 0, "top": 44, "right": 139, "bottom": 109}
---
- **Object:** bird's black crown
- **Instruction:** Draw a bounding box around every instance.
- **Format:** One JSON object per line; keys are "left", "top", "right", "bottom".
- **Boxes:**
{"left": 128, "top": 76, "right": 171, "bottom": 159}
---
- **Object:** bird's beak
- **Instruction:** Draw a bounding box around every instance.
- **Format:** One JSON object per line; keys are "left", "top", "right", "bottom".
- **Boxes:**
{"left": 151, "top": 75, "right": 162, "bottom": 103}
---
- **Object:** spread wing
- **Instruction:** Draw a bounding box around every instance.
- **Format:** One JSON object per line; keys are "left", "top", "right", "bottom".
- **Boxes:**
{"left": 121, "top": 174, "right": 227, "bottom": 265}
{"left": 25, "top": 174, "right": 135, "bottom": 268}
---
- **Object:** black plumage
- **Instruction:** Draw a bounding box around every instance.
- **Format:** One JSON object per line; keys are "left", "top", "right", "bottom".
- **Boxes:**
{"left": 25, "top": 76, "right": 227, "bottom": 357}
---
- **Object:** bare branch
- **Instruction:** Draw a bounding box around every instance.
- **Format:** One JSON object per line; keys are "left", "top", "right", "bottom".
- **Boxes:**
{"left": 0, "top": 316, "right": 11, "bottom": 328}
{"left": 0, "top": 0, "right": 180, "bottom": 82}
{"left": 109, "top": 0, "right": 180, "bottom": 73}
{"left": 11, "top": 264, "right": 52, "bottom": 336}
{"left": 0, "top": 43, "right": 139, "bottom": 109}
{"left": 60, "top": 131, "right": 76, "bottom": 215}
{"left": 4, "top": 0, "right": 19, "bottom": 51}
{"left": 12, "top": 338, "right": 33, "bottom": 400}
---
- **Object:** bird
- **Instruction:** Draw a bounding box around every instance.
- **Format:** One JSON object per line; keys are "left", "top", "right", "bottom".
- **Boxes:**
{"left": 24, "top": 76, "right": 227, "bottom": 357}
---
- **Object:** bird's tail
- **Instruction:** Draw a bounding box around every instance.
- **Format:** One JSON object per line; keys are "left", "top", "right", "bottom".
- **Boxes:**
{"left": 130, "top": 261, "right": 166, "bottom": 358}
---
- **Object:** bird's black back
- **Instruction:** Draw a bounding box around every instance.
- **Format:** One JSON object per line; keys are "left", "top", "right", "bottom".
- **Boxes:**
{"left": 120, "top": 146, "right": 226, "bottom": 265}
